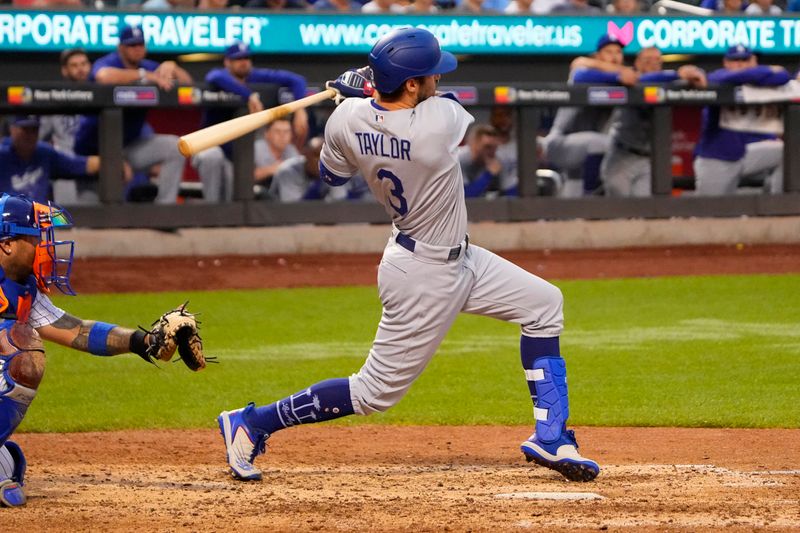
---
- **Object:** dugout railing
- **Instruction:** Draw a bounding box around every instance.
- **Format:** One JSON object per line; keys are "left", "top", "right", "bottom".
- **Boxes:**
{"left": 2, "top": 81, "right": 799, "bottom": 229}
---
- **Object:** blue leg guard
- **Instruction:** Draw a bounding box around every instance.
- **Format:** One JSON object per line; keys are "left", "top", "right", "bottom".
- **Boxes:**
{"left": 520, "top": 336, "right": 568, "bottom": 443}
{"left": 0, "top": 354, "right": 38, "bottom": 446}
{"left": 520, "top": 336, "right": 598, "bottom": 482}
{"left": 0, "top": 441, "right": 26, "bottom": 507}
{"left": 528, "top": 356, "right": 569, "bottom": 443}
{"left": 0, "top": 441, "right": 25, "bottom": 483}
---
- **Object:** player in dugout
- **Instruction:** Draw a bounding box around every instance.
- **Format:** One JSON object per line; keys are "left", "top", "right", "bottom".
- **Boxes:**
{"left": 540, "top": 34, "right": 639, "bottom": 197}
{"left": 0, "top": 115, "right": 100, "bottom": 204}
{"left": 74, "top": 24, "right": 229, "bottom": 204}
{"left": 600, "top": 47, "right": 707, "bottom": 197}
{"left": 204, "top": 40, "right": 309, "bottom": 156}
{"left": 693, "top": 45, "right": 791, "bottom": 195}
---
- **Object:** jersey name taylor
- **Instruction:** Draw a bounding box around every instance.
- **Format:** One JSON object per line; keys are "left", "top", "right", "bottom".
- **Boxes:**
{"left": 354, "top": 133, "right": 411, "bottom": 161}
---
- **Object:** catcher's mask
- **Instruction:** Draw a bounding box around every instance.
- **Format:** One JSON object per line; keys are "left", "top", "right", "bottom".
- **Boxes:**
{"left": 0, "top": 193, "right": 76, "bottom": 296}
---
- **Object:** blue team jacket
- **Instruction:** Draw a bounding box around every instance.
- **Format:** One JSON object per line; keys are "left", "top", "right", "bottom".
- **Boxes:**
{"left": 74, "top": 52, "right": 161, "bottom": 156}
{"left": 204, "top": 67, "right": 307, "bottom": 159}
{"left": 0, "top": 139, "right": 88, "bottom": 202}
{"left": 695, "top": 66, "right": 791, "bottom": 162}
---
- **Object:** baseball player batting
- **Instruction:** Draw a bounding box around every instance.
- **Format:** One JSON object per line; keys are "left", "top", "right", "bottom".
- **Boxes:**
{"left": 0, "top": 193, "right": 206, "bottom": 507}
{"left": 217, "top": 27, "right": 599, "bottom": 483}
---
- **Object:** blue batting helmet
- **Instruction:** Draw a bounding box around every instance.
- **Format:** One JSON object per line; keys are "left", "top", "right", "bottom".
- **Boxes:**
{"left": 368, "top": 28, "right": 457, "bottom": 94}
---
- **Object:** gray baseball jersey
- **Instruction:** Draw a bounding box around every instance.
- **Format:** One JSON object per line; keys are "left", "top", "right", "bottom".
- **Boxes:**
{"left": 458, "top": 145, "right": 501, "bottom": 194}
{"left": 321, "top": 96, "right": 471, "bottom": 247}
{"left": 269, "top": 155, "right": 348, "bottom": 202}
{"left": 608, "top": 106, "right": 652, "bottom": 155}
{"left": 320, "top": 95, "right": 564, "bottom": 417}
{"left": 254, "top": 139, "right": 300, "bottom": 171}
{"left": 39, "top": 115, "right": 80, "bottom": 155}
{"left": 601, "top": 107, "right": 654, "bottom": 197}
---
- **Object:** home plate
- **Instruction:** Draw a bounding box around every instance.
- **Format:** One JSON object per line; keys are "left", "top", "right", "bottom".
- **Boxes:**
{"left": 495, "top": 492, "right": 603, "bottom": 501}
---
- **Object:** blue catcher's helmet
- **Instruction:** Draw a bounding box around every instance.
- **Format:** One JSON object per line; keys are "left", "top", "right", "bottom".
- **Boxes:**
{"left": 0, "top": 194, "right": 40, "bottom": 240}
{"left": 0, "top": 193, "right": 76, "bottom": 296}
{"left": 368, "top": 27, "right": 457, "bottom": 94}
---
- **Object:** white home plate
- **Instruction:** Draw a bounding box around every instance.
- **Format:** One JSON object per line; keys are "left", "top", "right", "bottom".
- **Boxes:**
{"left": 495, "top": 492, "right": 603, "bottom": 500}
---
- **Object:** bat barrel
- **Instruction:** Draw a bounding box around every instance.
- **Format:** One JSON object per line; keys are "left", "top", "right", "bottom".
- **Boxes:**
{"left": 177, "top": 88, "right": 337, "bottom": 157}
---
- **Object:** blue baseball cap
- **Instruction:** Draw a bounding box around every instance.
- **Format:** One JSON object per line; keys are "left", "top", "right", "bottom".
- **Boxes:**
{"left": 119, "top": 25, "right": 145, "bottom": 46}
{"left": 596, "top": 34, "right": 624, "bottom": 52}
{"left": 11, "top": 115, "right": 40, "bottom": 128}
{"left": 725, "top": 44, "right": 753, "bottom": 60}
{"left": 225, "top": 41, "right": 252, "bottom": 60}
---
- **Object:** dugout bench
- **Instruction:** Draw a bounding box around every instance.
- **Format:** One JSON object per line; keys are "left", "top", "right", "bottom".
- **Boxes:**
{"left": 1, "top": 81, "right": 799, "bottom": 229}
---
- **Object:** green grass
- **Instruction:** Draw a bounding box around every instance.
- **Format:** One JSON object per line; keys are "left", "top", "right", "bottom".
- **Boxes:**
{"left": 20, "top": 273, "right": 800, "bottom": 433}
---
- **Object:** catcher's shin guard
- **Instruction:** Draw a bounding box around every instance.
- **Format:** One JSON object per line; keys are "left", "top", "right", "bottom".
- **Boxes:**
{"left": 0, "top": 441, "right": 25, "bottom": 483}
{"left": 0, "top": 441, "right": 27, "bottom": 507}
{"left": 0, "top": 323, "right": 44, "bottom": 445}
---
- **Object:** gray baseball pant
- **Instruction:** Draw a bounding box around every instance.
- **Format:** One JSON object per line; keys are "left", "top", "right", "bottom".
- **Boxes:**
{"left": 545, "top": 132, "right": 610, "bottom": 198}
{"left": 694, "top": 140, "right": 783, "bottom": 195}
{"left": 348, "top": 234, "right": 563, "bottom": 415}
{"left": 601, "top": 147, "right": 651, "bottom": 197}
{"left": 192, "top": 147, "right": 232, "bottom": 203}
{"left": 124, "top": 134, "right": 185, "bottom": 204}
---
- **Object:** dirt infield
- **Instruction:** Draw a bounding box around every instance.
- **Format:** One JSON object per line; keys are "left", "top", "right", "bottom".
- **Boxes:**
{"left": 69, "top": 243, "right": 800, "bottom": 293}
{"left": 8, "top": 244, "right": 800, "bottom": 530}
{"left": 5, "top": 427, "right": 800, "bottom": 531}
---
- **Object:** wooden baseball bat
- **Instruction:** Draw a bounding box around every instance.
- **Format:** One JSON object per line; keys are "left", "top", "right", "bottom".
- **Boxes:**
{"left": 178, "top": 88, "right": 337, "bottom": 157}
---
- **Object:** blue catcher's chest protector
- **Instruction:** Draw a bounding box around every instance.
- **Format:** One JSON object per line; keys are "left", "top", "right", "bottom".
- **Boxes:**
{"left": 0, "top": 267, "right": 37, "bottom": 323}
{"left": 0, "top": 268, "right": 39, "bottom": 446}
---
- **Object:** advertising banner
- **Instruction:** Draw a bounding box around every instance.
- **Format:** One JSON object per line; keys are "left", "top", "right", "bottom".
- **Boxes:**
{"left": 1, "top": 11, "right": 800, "bottom": 55}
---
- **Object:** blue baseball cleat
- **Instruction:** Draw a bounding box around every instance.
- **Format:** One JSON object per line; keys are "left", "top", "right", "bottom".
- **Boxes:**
{"left": 217, "top": 403, "right": 267, "bottom": 481}
{"left": 521, "top": 429, "right": 600, "bottom": 482}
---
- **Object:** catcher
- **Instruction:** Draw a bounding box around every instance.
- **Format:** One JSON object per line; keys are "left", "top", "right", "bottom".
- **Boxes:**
{"left": 0, "top": 192, "right": 207, "bottom": 507}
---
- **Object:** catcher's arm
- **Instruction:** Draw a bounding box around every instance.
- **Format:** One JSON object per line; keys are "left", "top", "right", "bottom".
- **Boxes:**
{"left": 36, "top": 302, "right": 211, "bottom": 371}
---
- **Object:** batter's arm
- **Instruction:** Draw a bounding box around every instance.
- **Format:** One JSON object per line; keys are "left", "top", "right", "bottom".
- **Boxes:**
{"left": 319, "top": 160, "right": 351, "bottom": 186}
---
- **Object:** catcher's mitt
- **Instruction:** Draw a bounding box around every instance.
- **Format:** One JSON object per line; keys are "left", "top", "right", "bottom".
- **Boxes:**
{"left": 143, "top": 302, "right": 213, "bottom": 371}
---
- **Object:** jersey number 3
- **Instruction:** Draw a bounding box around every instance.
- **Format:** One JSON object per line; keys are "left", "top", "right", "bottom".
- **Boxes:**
{"left": 377, "top": 169, "right": 408, "bottom": 216}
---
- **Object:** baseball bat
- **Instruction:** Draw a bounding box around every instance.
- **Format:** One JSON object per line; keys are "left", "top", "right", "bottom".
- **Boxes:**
{"left": 178, "top": 88, "right": 337, "bottom": 157}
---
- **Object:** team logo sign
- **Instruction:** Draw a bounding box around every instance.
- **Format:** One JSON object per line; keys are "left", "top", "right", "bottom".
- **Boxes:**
{"left": 178, "top": 87, "right": 202, "bottom": 105}
{"left": 7, "top": 86, "right": 32, "bottom": 105}
{"left": 644, "top": 86, "right": 665, "bottom": 104}
{"left": 494, "top": 86, "right": 517, "bottom": 104}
